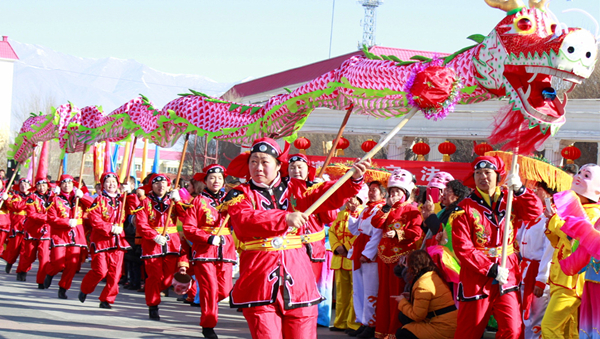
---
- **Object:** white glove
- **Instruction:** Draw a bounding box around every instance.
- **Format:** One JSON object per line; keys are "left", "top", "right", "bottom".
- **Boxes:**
{"left": 170, "top": 189, "right": 181, "bottom": 202}
{"left": 496, "top": 266, "right": 509, "bottom": 285}
{"left": 68, "top": 219, "right": 78, "bottom": 228}
{"left": 210, "top": 236, "right": 221, "bottom": 246}
{"left": 505, "top": 164, "right": 522, "bottom": 193}
{"left": 1, "top": 193, "right": 8, "bottom": 201}
{"left": 53, "top": 186, "right": 61, "bottom": 194}
{"left": 111, "top": 225, "right": 123, "bottom": 235}
{"left": 154, "top": 234, "right": 167, "bottom": 246}
{"left": 122, "top": 184, "right": 132, "bottom": 194}
{"left": 74, "top": 188, "right": 84, "bottom": 199}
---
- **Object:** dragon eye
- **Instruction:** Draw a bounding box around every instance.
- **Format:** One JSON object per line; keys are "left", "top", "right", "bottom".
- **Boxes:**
{"left": 517, "top": 18, "right": 533, "bottom": 31}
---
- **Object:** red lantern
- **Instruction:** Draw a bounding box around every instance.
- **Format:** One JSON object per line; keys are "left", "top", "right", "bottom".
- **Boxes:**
{"left": 294, "top": 137, "right": 311, "bottom": 155}
{"left": 438, "top": 141, "right": 456, "bottom": 162}
{"left": 361, "top": 139, "right": 377, "bottom": 153}
{"left": 474, "top": 142, "right": 493, "bottom": 156}
{"left": 561, "top": 145, "right": 581, "bottom": 164}
{"left": 412, "top": 142, "right": 430, "bottom": 161}
{"left": 332, "top": 137, "right": 350, "bottom": 156}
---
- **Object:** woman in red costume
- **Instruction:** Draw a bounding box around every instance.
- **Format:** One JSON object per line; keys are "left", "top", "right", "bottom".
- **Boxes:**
{"left": 224, "top": 138, "right": 369, "bottom": 339}
{"left": 44, "top": 174, "right": 94, "bottom": 299}
{"left": 2, "top": 178, "right": 31, "bottom": 274}
{"left": 181, "top": 164, "right": 235, "bottom": 339}
{"left": 371, "top": 169, "right": 423, "bottom": 338}
{"left": 79, "top": 172, "right": 132, "bottom": 308}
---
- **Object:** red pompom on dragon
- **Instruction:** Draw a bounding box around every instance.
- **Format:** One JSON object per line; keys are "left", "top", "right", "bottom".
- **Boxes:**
{"left": 10, "top": 0, "right": 597, "bottom": 164}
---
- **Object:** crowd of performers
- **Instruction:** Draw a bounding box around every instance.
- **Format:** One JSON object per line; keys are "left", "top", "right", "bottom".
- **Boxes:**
{"left": 1, "top": 137, "right": 599, "bottom": 339}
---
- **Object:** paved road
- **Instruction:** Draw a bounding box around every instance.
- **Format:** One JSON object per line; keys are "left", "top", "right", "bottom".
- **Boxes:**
{"left": 0, "top": 260, "right": 350, "bottom": 338}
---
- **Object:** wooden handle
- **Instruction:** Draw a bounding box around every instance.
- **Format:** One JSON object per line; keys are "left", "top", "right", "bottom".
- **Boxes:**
{"left": 500, "top": 151, "right": 519, "bottom": 271}
{"left": 73, "top": 146, "right": 87, "bottom": 219}
{"left": 163, "top": 134, "right": 190, "bottom": 236}
{"left": 317, "top": 105, "right": 353, "bottom": 179}
{"left": 0, "top": 163, "right": 21, "bottom": 210}
{"left": 118, "top": 137, "right": 138, "bottom": 226}
{"left": 304, "top": 107, "right": 418, "bottom": 216}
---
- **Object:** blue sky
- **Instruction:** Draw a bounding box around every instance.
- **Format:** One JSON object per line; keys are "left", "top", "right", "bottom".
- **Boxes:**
{"left": 1, "top": 0, "right": 598, "bottom": 83}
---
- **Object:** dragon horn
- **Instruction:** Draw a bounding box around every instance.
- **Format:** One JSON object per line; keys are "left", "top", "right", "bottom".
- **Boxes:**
{"left": 528, "top": 0, "right": 548, "bottom": 11}
{"left": 484, "top": 0, "right": 525, "bottom": 13}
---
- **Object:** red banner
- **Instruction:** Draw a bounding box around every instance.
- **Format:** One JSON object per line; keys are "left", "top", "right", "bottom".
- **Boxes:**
{"left": 306, "top": 156, "right": 472, "bottom": 186}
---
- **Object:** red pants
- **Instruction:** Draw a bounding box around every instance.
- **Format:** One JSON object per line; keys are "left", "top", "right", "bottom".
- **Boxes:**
{"left": 242, "top": 286, "right": 318, "bottom": 339}
{"left": 193, "top": 261, "right": 233, "bottom": 328}
{"left": 46, "top": 245, "right": 82, "bottom": 290}
{"left": 0, "top": 231, "right": 8, "bottom": 256}
{"left": 455, "top": 287, "right": 522, "bottom": 339}
{"left": 16, "top": 239, "right": 50, "bottom": 284}
{"left": 144, "top": 255, "right": 178, "bottom": 307}
{"left": 80, "top": 250, "right": 125, "bottom": 303}
{"left": 1, "top": 233, "right": 24, "bottom": 264}
{"left": 376, "top": 259, "right": 404, "bottom": 338}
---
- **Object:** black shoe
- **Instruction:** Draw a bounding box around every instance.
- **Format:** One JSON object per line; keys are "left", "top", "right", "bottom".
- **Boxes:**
{"left": 58, "top": 287, "right": 68, "bottom": 299}
{"left": 5, "top": 263, "right": 12, "bottom": 274}
{"left": 356, "top": 326, "right": 375, "bottom": 339}
{"left": 99, "top": 301, "right": 112, "bottom": 309}
{"left": 202, "top": 327, "right": 218, "bottom": 339}
{"left": 43, "top": 274, "right": 54, "bottom": 289}
{"left": 347, "top": 325, "right": 366, "bottom": 337}
{"left": 16, "top": 272, "right": 26, "bottom": 281}
{"left": 38, "top": 284, "right": 45, "bottom": 289}
{"left": 329, "top": 327, "right": 345, "bottom": 332}
{"left": 78, "top": 291, "right": 87, "bottom": 303}
{"left": 149, "top": 306, "right": 160, "bottom": 320}
{"left": 190, "top": 302, "right": 200, "bottom": 307}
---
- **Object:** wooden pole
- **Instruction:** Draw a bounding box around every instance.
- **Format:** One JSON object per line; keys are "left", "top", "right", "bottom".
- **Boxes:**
{"left": 162, "top": 134, "right": 190, "bottom": 236}
{"left": 0, "top": 163, "right": 21, "bottom": 210}
{"left": 317, "top": 105, "right": 353, "bottom": 179}
{"left": 500, "top": 150, "right": 519, "bottom": 285}
{"left": 72, "top": 146, "right": 87, "bottom": 219}
{"left": 117, "top": 137, "right": 138, "bottom": 226}
{"left": 304, "top": 107, "right": 418, "bottom": 216}
{"left": 31, "top": 146, "right": 37, "bottom": 185}
{"left": 141, "top": 139, "right": 148, "bottom": 180}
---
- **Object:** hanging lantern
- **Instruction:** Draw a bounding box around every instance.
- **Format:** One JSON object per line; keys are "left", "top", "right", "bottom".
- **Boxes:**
{"left": 412, "top": 142, "right": 430, "bottom": 161}
{"left": 361, "top": 139, "right": 377, "bottom": 153}
{"left": 561, "top": 145, "right": 581, "bottom": 164}
{"left": 474, "top": 142, "right": 493, "bottom": 156}
{"left": 438, "top": 141, "right": 456, "bottom": 162}
{"left": 293, "top": 137, "right": 311, "bottom": 155}
{"left": 334, "top": 137, "right": 350, "bottom": 156}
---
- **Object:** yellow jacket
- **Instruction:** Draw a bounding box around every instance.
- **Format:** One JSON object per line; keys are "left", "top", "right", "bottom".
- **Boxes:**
{"left": 545, "top": 203, "right": 600, "bottom": 296}
{"left": 398, "top": 271, "right": 457, "bottom": 339}
{"left": 329, "top": 207, "right": 362, "bottom": 271}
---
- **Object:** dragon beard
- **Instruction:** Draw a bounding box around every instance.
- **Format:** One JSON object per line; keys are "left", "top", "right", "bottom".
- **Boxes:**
{"left": 489, "top": 104, "right": 551, "bottom": 155}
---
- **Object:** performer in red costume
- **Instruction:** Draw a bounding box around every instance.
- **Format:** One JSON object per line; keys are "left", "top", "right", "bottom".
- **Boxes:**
{"left": 180, "top": 164, "right": 235, "bottom": 339}
{"left": 79, "top": 172, "right": 132, "bottom": 308}
{"left": 371, "top": 169, "right": 423, "bottom": 339}
{"left": 0, "top": 180, "right": 11, "bottom": 257}
{"left": 44, "top": 174, "right": 94, "bottom": 299}
{"left": 451, "top": 156, "right": 542, "bottom": 339}
{"left": 17, "top": 176, "right": 54, "bottom": 286}
{"left": 134, "top": 173, "right": 188, "bottom": 321}
{"left": 224, "top": 138, "right": 368, "bottom": 339}
{"left": 2, "top": 178, "right": 31, "bottom": 274}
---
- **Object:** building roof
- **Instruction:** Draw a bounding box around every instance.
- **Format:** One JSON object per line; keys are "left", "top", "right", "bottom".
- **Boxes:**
{"left": 0, "top": 36, "right": 19, "bottom": 60}
{"left": 222, "top": 46, "right": 449, "bottom": 99}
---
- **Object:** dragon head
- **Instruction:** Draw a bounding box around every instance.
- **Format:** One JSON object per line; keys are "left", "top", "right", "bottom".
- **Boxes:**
{"left": 476, "top": 0, "right": 597, "bottom": 152}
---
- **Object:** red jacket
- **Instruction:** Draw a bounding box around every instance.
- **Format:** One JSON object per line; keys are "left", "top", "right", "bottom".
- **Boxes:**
{"left": 182, "top": 190, "right": 236, "bottom": 263}
{"left": 6, "top": 191, "right": 29, "bottom": 234}
{"left": 87, "top": 192, "right": 132, "bottom": 253}
{"left": 451, "top": 187, "right": 542, "bottom": 300}
{"left": 47, "top": 192, "right": 93, "bottom": 248}
{"left": 135, "top": 192, "right": 183, "bottom": 259}
{"left": 0, "top": 189, "right": 10, "bottom": 230}
{"left": 24, "top": 191, "right": 54, "bottom": 240}
{"left": 225, "top": 175, "right": 362, "bottom": 309}
{"left": 371, "top": 201, "right": 423, "bottom": 264}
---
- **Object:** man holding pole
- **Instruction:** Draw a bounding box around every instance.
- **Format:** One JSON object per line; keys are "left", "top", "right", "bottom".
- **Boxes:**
{"left": 134, "top": 173, "right": 188, "bottom": 321}
{"left": 224, "top": 137, "right": 368, "bottom": 339}
{"left": 451, "top": 156, "right": 542, "bottom": 339}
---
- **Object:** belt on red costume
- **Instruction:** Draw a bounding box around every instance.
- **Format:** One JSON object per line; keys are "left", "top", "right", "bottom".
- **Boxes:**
{"left": 475, "top": 244, "right": 515, "bottom": 258}
{"left": 243, "top": 230, "right": 325, "bottom": 251}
